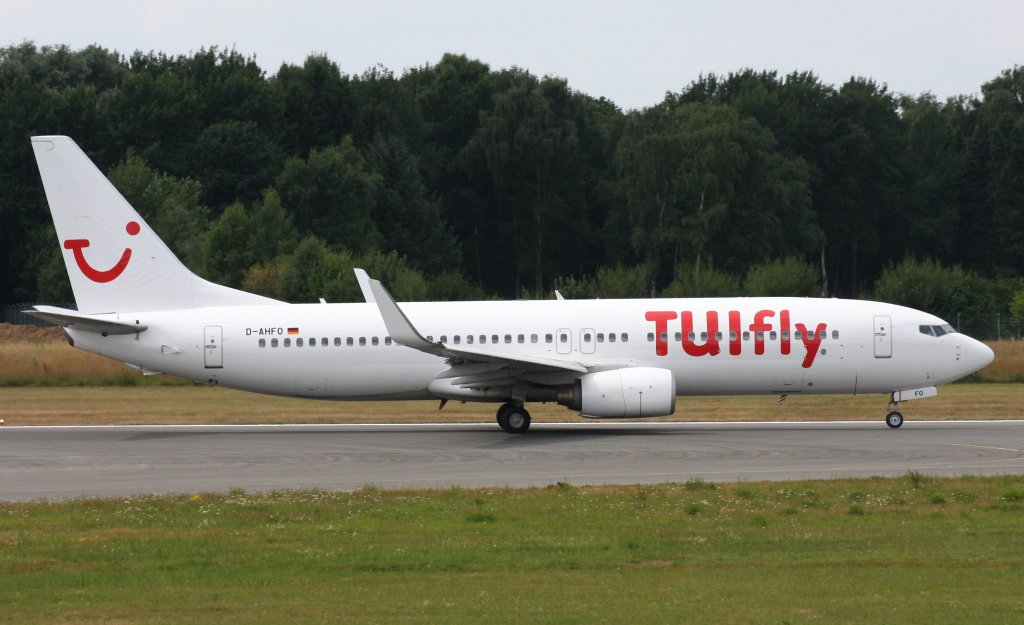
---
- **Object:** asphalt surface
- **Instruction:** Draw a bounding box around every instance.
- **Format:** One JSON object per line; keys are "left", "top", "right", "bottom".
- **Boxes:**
{"left": 2, "top": 421, "right": 1023, "bottom": 500}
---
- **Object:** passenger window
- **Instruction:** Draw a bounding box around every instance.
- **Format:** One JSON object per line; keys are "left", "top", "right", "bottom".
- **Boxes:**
{"left": 531, "top": 334, "right": 538, "bottom": 343}
{"left": 334, "top": 337, "right": 341, "bottom": 346}
{"left": 321, "top": 338, "right": 328, "bottom": 346}
{"left": 621, "top": 333, "right": 628, "bottom": 342}
{"left": 545, "top": 334, "right": 553, "bottom": 343}
{"left": 598, "top": 333, "right": 605, "bottom": 343}
{"left": 675, "top": 332, "right": 681, "bottom": 342}
{"left": 831, "top": 330, "right": 839, "bottom": 340}
{"left": 372, "top": 337, "right": 379, "bottom": 346}
{"left": 480, "top": 335, "right": 487, "bottom": 344}
{"left": 504, "top": 334, "right": 512, "bottom": 344}
{"left": 729, "top": 332, "right": 737, "bottom": 341}
{"left": 756, "top": 332, "right": 764, "bottom": 341}
{"left": 782, "top": 332, "right": 790, "bottom": 341}
{"left": 284, "top": 338, "right": 291, "bottom": 347}
{"left": 609, "top": 333, "right": 616, "bottom": 343}
{"left": 819, "top": 330, "right": 827, "bottom": 340}
{"left": 271, "top": 338, "right": 278, "bottom": 347}
{"left": 297, "top": 338, "right": 304, "bottom": 347}
{"left": 688, "top": 332, "right": 695, "bottom": 341}
{"left": 359, "top": 337, "right": 366, "bottom": 346}
{"left": 346, "top": 337, "right": 354, "bottom": 346}
{"left": 466, "top": 335, "right": 474, "bottom": 344}
{"left": 385, "top": 337, "right": 392, "bottom": 345}
{"left": 453, "top": 335, "right": 461, "bottom": 345}
{"left": 518, "top": 334, "right": 525, "bottom": 343}
{"left": 440, "top": 335, "right": 448, "bottom": 343}
{"left": 646, "top": 332, "right": 653, "bottom": 342}
{"left": 492, "top": 335, "right": 499, "bottom": 344}
{"left": 715, "top": 332, "right": 723, "bottom": 341}
{"left": 660, "top": 332, "right": 668, "bottom": 342}
{"left": 583, "top": 333, "right": 592, "bottom": 342}
{"left": 769, "top": 331, "right": 776, "bottom": 341}
{"left": 259, "top": 338, "right": 266, "bottom": 348}
{"left": 794, "top": 331, "right": 802, "bottom": 340}
{"left": 559, "top": 333, "right": 567, "bottom": 343}
{"left": 700, "top": 332, "right": 708, "bottom": 341}
{"left": 743, "top": 331, "right": 750, "bottom": 341}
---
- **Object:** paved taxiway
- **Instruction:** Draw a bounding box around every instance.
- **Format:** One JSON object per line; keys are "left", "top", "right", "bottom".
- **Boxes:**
{"left": 2, "top": 421, "right": 1023, "bottom": 500}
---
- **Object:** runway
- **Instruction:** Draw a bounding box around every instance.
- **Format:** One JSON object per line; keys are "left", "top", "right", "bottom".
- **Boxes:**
{"left": 2, "top": 421, "right": 1023, "bottom": 500}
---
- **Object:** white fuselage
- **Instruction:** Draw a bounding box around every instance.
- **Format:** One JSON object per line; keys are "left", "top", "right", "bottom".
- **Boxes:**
{"left": 68, "top": 297, "right": 992, "bottom": 405}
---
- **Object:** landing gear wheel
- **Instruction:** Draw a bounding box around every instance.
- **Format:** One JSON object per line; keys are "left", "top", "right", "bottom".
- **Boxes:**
{"left": 885, "top": 411, "right": 904, "bottom": 429}
{"left": 497, "top": 402, "right": 531, "bottom": 433}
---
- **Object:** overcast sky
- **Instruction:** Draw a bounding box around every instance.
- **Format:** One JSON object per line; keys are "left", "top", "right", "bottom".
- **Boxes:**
{"left": 2, "top": 0, "right": 1021, "bottom": 110}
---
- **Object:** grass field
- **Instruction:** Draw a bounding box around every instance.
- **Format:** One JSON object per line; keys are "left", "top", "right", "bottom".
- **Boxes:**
{"left": 1, "top": 475, "right": 1022, "bottom": 624}
{"left": 2, "top": 382, "right": 1023, "bottom": 425}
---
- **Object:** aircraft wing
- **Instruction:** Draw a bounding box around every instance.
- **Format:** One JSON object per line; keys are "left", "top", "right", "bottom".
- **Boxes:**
{"left": 367, "top": 278, "right": 586, "bottom": 375}
{"left": 25, "top": 305, "right": 148, "bottom": 335}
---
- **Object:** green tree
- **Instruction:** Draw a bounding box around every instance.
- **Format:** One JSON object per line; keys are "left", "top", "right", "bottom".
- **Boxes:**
{"left": 661, "top": 264, "right": 742, "bottom": 297}
{"left": 276, "top": 138, "right": 381, "bottom": 252}
{"left": 192, "top": 120, "right": 283, "bottom": 210}
{"left": 203, "top": 202, "right": 252, "bottom": 287}
{"left": 272, "top": 54, "right": 353, "bottom": 155}
{"left": 462, "top": 72, "right": 585, "bottom": 294}
{"left": 107, "top": 153, "right": 209, "bottom": 270}
{"left": 872, "top": 257, "right": 1000, "bottom": 315}
{"left": 365, "top": 134, "right": 460, "bottom": 273}
{"left": 248, "top": 188, "right": 299, "bottom": 264}
{"left": 743, "top": 257, "right": 820, "bottom": 296}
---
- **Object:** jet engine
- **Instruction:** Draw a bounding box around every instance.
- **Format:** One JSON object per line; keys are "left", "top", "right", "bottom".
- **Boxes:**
{"left": 557, "top": 367, "right": 676, "bottom": 418}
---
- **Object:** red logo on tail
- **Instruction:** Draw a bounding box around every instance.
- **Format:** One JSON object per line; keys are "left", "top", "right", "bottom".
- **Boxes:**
{"left": 63, "top": 221, "right": 140, "bottom": 283}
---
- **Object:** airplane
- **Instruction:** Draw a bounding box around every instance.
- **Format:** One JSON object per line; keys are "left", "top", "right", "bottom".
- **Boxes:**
{"left": 26, "top": 136, "right": 995, "bottom": 433}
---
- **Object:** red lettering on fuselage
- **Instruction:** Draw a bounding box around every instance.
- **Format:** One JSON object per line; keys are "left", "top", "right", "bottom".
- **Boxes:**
{"left": 647, "top": 308, "right": 827, "bottom": 369}
{"left": 645, "top": 311, "right": 677, "bottom": 356}
{"left": 681, "top": 311, "right": 720, "bottom": 356}
{"left": 796, "top": 322, "right": 826, "bottom": 368}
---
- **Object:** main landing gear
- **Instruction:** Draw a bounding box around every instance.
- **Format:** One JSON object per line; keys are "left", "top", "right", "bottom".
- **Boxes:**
{"left": 497, "top": 401, "right": 531, "bottom": 434}
{"left": 885, "top": 395, "right": 904, "bottom": 429}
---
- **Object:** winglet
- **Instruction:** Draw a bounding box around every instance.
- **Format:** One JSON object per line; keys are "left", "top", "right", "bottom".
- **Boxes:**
{"left": 554, "top": 289, "right": 565, "bottom": 301}
{"left": 367, "top": 278, "right": 436, "bottom": 350}
{"left": 353, "top": 268, "right": 376, "bottom": 303}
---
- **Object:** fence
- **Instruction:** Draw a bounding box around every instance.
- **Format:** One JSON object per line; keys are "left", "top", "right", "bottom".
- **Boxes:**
{"left": 2, "top": 303, "right": 76, "bottom": 327}
{"left": 940, "top": 313, "right": 1021, "bottom": 341}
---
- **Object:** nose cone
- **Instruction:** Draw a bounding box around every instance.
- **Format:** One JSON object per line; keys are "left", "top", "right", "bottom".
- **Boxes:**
{"left": 962, "top": 337, "right": 995, "bottom": 374}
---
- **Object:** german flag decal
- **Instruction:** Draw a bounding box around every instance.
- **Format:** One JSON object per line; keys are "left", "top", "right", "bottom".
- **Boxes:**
{"left": 287, "top": 327, "right": 299, "bottom": 335}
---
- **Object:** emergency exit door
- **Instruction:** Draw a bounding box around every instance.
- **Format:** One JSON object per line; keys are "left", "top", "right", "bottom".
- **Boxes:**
{"left": 873, "top": 315, "right": 892, "bottom": 358}
{"left": 204, "top": 326, "right": 223, "bottom": 368}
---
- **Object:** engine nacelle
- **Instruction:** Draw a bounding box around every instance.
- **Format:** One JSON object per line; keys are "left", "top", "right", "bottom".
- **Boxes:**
{"left": 558, "top": 367, "right": 677, "bottom": 418}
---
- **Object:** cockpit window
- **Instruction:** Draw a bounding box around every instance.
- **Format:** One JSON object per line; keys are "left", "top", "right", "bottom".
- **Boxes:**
{"left": 920, "top": 324, "right": 955, "bottom": 337}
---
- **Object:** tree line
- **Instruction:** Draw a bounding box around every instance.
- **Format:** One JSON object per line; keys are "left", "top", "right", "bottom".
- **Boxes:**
{"left": 1, "top": 43, "right": 1021, "bottom": 318}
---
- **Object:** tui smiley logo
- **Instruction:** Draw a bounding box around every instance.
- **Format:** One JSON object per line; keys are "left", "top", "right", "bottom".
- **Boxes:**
{"left": 63, "top": 221, "right": 140, "bottom": 283}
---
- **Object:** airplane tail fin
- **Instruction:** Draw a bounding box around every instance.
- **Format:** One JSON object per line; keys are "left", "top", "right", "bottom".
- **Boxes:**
{"left": 31, "top": 136, "right": 282, "bottom": 313}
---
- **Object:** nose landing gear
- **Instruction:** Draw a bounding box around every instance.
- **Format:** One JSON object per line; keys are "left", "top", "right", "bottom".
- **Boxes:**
{"left": 885, "top": 395, "right": 903, "bottom": 428}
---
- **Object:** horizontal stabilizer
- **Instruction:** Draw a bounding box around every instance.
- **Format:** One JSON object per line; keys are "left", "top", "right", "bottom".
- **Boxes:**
{"left": 25, "top": 305, "right": 147, "bottom": 335}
